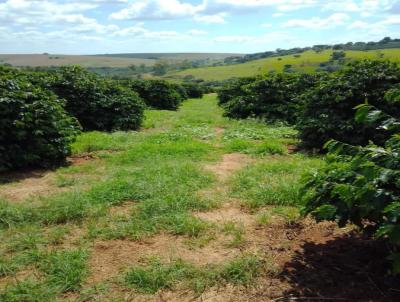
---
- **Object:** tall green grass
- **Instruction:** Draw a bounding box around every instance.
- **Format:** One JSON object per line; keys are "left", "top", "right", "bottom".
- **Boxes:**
{"left": 230, "top": 155, "right": 323, "bottom": 209}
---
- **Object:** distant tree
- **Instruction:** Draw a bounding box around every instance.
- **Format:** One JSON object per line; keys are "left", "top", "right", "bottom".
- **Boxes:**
{"left": 380, "top": 37, "right": 392, "bottom": 44}
{"left": 283, "top": 64, "right": 293, "bottom": 72}
{"left": 331, "top": 51, "right": 346, "bottom": 61}
{"left": 153, "top": 61, "right": 168, "bottom": 76}
{"left": 129, "top": 64, "right": 137, "bottom": 72}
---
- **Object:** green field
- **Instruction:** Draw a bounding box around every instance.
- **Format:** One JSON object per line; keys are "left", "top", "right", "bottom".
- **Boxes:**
{"left": 166, "top": 49, "right": 400, "bottom": 81}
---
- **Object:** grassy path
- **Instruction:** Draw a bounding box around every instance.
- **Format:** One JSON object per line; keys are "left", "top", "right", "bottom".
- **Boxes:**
{"left": 0, "top": 94, "right": 342, "bottom": 301}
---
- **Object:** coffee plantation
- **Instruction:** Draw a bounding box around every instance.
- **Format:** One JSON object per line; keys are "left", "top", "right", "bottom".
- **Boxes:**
{"left": 1, "top": 54, "right": 400, "bottom": 301}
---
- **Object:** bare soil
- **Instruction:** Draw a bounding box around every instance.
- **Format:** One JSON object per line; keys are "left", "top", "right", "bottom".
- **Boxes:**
{"left": 204, "top": 153, "right": 253, "bottom": 181}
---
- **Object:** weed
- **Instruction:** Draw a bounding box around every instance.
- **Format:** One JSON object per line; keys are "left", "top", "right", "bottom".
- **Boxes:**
{"left": 124, "top": 254, "right": 262, "bottom": 294}
{"left": 39, "top": 249, "right": 88, "bottom": 293}
{"left": 221, "top": 221, "right": 246, "bottom": 248}
{"left": 0, "top": 279, "right": 56, "bottom": 302}
{"left": 230, "top": 155, "right": 323, "bottom": 209}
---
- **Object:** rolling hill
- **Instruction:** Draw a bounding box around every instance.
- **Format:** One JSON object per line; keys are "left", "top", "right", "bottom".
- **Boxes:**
{"left": 165, "top": 49, "right": 400, "bottom": 81}
{"left": 96, "top": 53, "right": 243, "bottom": 61}
{"left": 0, "top": 53, "right": 241, "bottom": 68}
{"left": 0, "top": 54, "right": 156, "bottom": 68}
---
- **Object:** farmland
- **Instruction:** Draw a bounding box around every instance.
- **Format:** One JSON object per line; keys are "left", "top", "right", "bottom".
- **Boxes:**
{"left": 1, "top": 92, "right": 399, "bottom": 301}
{"left": 0, "top": 53, "right": 239, "bottom": 68}
{"left": 1, "top": 40, "right": 400, "bottom": 301}
{"left": 0, "top": 54, "right": 157, "bottom": 68}
{"left": 166, "top": 48, "right": 400, "bottom": 81}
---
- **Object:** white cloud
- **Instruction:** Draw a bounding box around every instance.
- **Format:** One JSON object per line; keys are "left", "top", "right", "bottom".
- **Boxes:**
{"left": 214, "top": 31, "right": 292, "bottom": 44}
{"left": 109, "top": 0, "right": 319, "bottom": 22}
{"left": 110, "top": 0, "right": 200, "bottom": 20}
{"left": 284, "top": 13, "right": 350, "bottom": 29}
{"left": 323, "top": 0, "right": 397, "bottom": 15}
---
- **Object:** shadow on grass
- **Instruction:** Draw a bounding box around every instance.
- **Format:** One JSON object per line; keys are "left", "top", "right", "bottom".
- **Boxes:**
{"left": 279, "top": 234, "right": 400, "bottom": 302}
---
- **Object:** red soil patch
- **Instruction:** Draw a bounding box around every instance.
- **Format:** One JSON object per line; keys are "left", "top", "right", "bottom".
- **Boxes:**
{"left": 205, "top": 153, "right": 253, "bottom": 181}
{"left": 87, "top": 234, "right": 240, "bottom": 286}
{"left": 0, "top": 154, "right": 96, "bottom": 203}
{"left": 0, "top": 171, "right": 59, "bottom": 203}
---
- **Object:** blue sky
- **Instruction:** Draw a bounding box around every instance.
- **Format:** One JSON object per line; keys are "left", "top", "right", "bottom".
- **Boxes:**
{"left": 0, "top": 0, "right": 399, "bottom": 54}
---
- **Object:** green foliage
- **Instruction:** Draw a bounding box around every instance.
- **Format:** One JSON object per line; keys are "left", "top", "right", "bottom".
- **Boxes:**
{"left": 297, "top": 60, "right": 400, "bottom": 150}
{"left": 182, "top": 83, "right": 204, "bottom": 99}
{"left": 0, "top": 67, "right": 80, "bottom": 172}
{"left": 50, "top": 66, "right": 145, "bottom": 131}
{"left": 217, "top": 77, "right": 256, "bottom": 106}
{"left": 302, "top": 103, "right": 400, "bottom": 273}
{"left": 218, "top": 73, "right": 321, "bottom": 124}
{"left": 128, "top": 79, "right": 183, "bottom": 110}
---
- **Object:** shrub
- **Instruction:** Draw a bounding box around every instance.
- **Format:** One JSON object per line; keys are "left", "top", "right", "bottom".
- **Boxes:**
{"left": 301, "top": 103, "right": 400, "bottom": 273}
{"left": 297, "top": 60, "right": 400, "bottom": 150}
{"left": 182, "top": 83, "right": 204, "bottom": 99}
{"left": 50, "top": 66, "right": 144, "bottom": 131}
{"left": 219, "top": 73, "right": 321, "bottom": 124}
{"left": 217, "top": 77, "right": 256, "bottom": 106}
{"left": 128, "top": 79, "right": 183, "bottom": 110}
{"left": 0, "top": 67, "right": 80, "bottom": 172}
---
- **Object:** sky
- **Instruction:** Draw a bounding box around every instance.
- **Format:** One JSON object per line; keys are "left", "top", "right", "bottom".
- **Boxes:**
{"left": 0, "top": 0, "right": 399, "bottom": 54}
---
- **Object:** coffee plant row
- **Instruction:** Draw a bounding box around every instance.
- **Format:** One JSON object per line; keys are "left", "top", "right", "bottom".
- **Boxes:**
{"left": 302, "top": 99, "right": 400, "bottom": 273}
{"left": 0, "top": 66, "right": 205, "bottom": 172}
{"left": 218, "top": 60, "right": 400, "bottom": 151}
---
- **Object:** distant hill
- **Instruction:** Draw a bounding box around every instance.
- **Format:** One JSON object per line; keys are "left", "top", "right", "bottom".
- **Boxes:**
{"left": 0, "top": 54, "right": 156, "bottom": 68}
{"left": 166, "top": 48, "right": 400, "bottom": 81}
{"left": 95, "top": 53, "right": 243, "bottom": 61}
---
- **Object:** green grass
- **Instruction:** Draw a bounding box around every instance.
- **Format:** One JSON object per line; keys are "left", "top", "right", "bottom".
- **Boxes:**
{"left": 256, "top": 206, "right": 301, "bottom": 226}
{"left": 124, "top": 254, "right": 262, "bottom": 294}
{"left": 230, "top": 154, "right": 323, "bottom": 209}
{"left": 39, "top": 250, "right": 88, "bottom": 293}
{"left": 167, "top": 49, "right": 400, "bottom": 81}
{"left": 0, "top": 279, "right": 57, "bottom": 302}
{"left": 71, "top": 131, "right": 140, "bottom": 154}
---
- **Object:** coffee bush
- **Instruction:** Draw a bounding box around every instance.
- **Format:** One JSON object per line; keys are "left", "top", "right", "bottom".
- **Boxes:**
{"left": 297, "top": 60, "right": 400, "bottom": 150}
{"left": 301, "top": 102, "right": 400, "bottom": 273}
{"left": 0, "top": 67, "right": 80, "bottom": 171}
{"left": 50, "top": 66, "right": 145, "bottom": 131}
{"left": 128, "top": 79, "right": 183, "bottom": 110}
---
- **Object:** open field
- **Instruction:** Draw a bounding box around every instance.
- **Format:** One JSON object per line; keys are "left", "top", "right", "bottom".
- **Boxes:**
{"left": 0, "top": 95, "right": 397, "bottom": 301}
{"left": 0, "top": 53, "right": 239, "bottom": 68}
{"left": 166, "top": 48, "right": 400, "bottom": 81}
{"left": 97, "top": 53, "right": 242, "bottom": 61}
{"left": 0, "top": 54, "right": 156, "bottom": 68}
